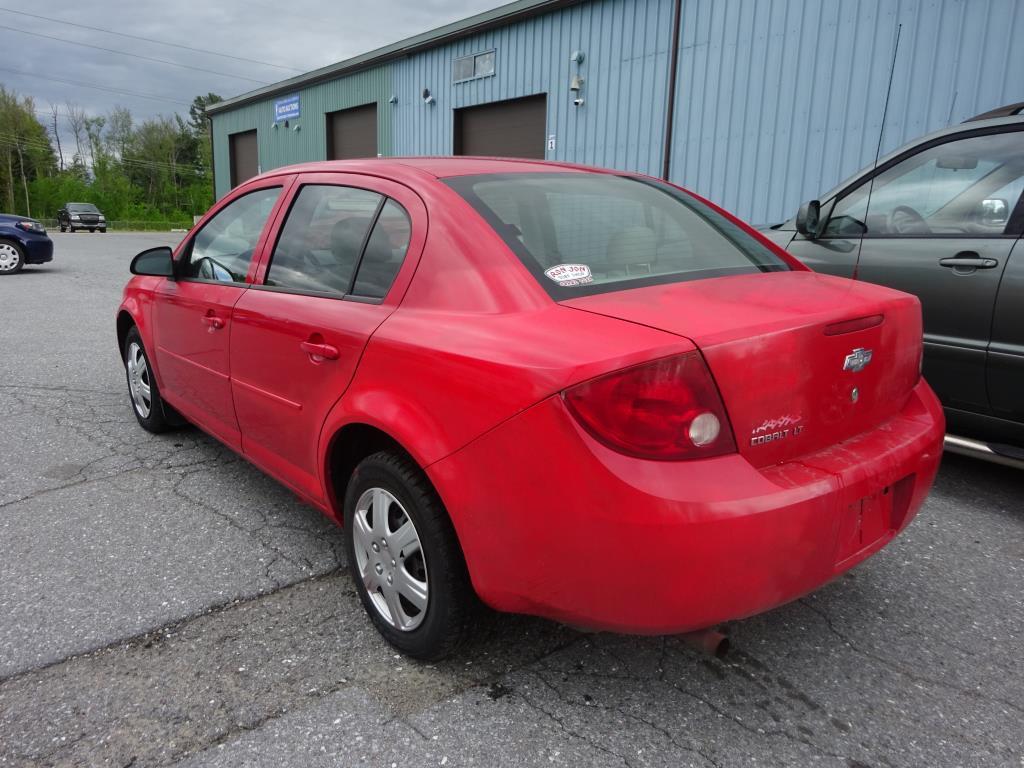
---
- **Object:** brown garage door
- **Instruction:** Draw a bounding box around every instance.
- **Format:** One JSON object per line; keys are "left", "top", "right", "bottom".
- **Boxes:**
{"left": 454, "top": 94, "right": 546, "bottom": 159}
{"left": 229, "top": 130, "right": 258, "bottom": 188}
{"left": 327, "top": 103, "right": 378, "bottom": 159}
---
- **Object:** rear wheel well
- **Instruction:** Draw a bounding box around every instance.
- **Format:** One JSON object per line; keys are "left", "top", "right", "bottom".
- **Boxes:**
{"left": 327, "top": 424, "right": 417, "bottom": 516}
{"left": 116, "top": 311, "right": 135, "bottom": 356}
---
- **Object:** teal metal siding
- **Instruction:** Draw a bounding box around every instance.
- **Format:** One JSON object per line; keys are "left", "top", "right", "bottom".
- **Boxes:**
{"left": 211, "top": 66, "right": 392, "bottom": 198}
{"left": 390, "top": 0, "right": 675, "bottom": 175}
{"left": 669, "top": 0, "right": 1024, "bottom": 225}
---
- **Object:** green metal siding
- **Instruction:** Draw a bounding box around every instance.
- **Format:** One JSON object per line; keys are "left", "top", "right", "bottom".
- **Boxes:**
{"left": 211, "top": 65, "right": 392, "bottom": 198}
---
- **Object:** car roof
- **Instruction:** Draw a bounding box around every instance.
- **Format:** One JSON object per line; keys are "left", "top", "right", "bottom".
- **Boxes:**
{"left": 964, "top": 102, "right": 1024, "bottom": 121}
{"left": 257, "top": 156, "right": 614, "bottom": 183}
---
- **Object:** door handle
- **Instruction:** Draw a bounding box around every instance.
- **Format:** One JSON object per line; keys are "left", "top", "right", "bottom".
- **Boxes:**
{"left": 300, "top": 340, "right": 340, "bottom": 361}
{"left": 939, "top": 252, "right": 999, "bottom": 270}
{"left": 201, "top": 314, "right": 225, "bottom": 330}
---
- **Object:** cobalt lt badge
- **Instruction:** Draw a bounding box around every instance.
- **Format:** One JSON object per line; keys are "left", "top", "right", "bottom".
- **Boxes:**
{"left": 843, "top": 347, "right": 873, "bottom": 373}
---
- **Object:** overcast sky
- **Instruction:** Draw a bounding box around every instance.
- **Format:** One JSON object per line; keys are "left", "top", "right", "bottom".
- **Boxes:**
{"left": 3, "top": 0, "right": 503, "bottom": 136}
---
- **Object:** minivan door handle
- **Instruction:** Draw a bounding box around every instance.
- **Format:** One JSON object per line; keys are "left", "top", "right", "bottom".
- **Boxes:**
{"left": 939, "top": 252, "right": 999, "bottom": 270}
{"left": 300, "top": 340, "right": 340, "bottom": 361}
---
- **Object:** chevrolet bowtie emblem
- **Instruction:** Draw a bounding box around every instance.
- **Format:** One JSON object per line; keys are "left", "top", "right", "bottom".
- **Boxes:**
{"left": 843, "top": 347, "right": 873, "bottom": 373}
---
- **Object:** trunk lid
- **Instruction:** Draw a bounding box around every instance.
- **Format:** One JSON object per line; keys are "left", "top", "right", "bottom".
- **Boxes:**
{"left": 561, "top": 271, "right": 923, "bottom": 467}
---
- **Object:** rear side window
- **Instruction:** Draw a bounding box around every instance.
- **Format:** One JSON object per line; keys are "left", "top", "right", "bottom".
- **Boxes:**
{"left": 351, "top": 200, "right": 411, "bottom": 299}
{"left": 266, "top": 184, "right": 411, "bottom": 299}
{"left": 445, "top": 173, "right": 788, "bottom": 298}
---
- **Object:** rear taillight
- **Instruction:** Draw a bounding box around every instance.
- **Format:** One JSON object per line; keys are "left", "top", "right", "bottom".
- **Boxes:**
{"left": 562, "top": 352, "right": 736, "bottom": 460}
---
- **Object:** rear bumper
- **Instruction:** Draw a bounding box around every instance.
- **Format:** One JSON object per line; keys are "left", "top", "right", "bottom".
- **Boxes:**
{"left": 23, "top": 237, "right": 54, "bottom": 264}
{"left": 429, "top": 379, "right": 944, "bottom": 634}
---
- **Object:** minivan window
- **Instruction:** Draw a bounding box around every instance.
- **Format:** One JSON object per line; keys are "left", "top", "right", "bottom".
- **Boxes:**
{"left": 181, "top": 186, "right": 281, "bottom": 283}
{"left": 824, "top": 130, "right": 1024, "bottom": 237}
{"left": 445, "top": 173, "right": 788, "bottom": 298}
{"left": 267, "top": 185, "right": 382, "bottom": 295}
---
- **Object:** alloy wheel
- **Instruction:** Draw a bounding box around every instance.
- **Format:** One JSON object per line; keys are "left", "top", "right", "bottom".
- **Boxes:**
{"left": 126, "top": 342, "right": 152, "bottom": 418}
{"left": 0, "top": 242, "right": 21, "bottom": 273}
{"left": 352, "top": 487, "right": 429, "bottom": 631}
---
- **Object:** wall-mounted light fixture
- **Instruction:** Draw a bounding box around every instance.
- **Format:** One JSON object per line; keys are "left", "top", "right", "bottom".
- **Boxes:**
{"left": 388, "top": 94, "right": 398, "bottom": 104}
{"left": 422, "top": 88, "right": 435, "bottom": 105}
{"left": 569, "top": 50, "right": 586, "bottom": 108}
{"left": 292, "top": 124, "right": 301, "bottom": 132}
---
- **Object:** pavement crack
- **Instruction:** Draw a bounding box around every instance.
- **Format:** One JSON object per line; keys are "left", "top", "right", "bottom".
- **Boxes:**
{"left": 798, "top": 598, "right": 1024, "bottom": 716}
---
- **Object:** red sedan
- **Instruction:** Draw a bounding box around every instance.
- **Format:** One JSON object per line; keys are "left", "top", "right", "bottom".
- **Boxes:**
{"left": 118, "top": 158, "right": 944, "bottom": 659}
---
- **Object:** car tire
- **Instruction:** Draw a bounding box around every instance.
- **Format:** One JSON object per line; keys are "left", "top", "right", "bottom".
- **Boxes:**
{"left": 344, "top": 451, "right": 474, "bottom": 660}
{"left": 0, "top": 240, "right": 25, "bottom": 275}
{"left": 123, "top": 327, "right": 172, "bottom": 433}
{"left": 59, "top": 224, "right": 67, "bottom": 233}
{"left": 89, "top": 228, "right": 96, "bottom": 233}
{"left": 99, "top": 228, "right": 107, "bottom": 233}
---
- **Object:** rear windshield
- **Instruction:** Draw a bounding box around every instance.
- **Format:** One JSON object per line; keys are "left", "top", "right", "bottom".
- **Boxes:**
{"left": 68, "top": 203, "right": 100, "bottom": 212}
{"left": 445, "top": 173, "right": 788, "bottom": 298}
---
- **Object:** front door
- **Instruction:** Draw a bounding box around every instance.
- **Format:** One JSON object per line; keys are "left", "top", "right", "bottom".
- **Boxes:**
{"left": 788, "top": 127, "right": 1024, "bottom": 412}
{"left": 153, "top": 183, "right": 286, "bottom": 449}
{"left": 229, "top": 174, "right": 423, "bottom": 500}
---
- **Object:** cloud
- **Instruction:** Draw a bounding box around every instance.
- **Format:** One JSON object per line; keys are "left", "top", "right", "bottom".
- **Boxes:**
{"left": 3, "top": 0, "right": 501, "bottom": 133}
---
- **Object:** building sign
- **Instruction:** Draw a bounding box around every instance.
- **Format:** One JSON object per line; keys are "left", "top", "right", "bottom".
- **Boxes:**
{"left": 274, "top": 94, "right": 301, "bottom": 122}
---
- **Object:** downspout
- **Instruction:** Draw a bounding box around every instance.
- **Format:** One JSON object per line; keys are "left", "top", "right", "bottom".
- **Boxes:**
{"left": 661, "top": 0, "right": 683, "bottom": 180}
{"left": 207, "top": 114, "right": 217, "bottom": 202}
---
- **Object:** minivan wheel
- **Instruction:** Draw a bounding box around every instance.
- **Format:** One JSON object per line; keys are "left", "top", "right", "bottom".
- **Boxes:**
{"left": 0, "top": 240, "right": 24, "bottom": 274}
{"left": 123, "top": 327, "right": 171, "bottom": 433}
{"left": 344, "top": 451, "right": 473, "bottom": 660}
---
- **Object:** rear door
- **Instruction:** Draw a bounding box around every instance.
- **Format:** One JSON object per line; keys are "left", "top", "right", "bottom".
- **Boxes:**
{"left": 153, "top": 180, "right": 289, "bottom": 449}
{"left": 229, "top": 173, "right": 425, "bottom": 500}
{"left": 988, "top": 236, "right": 1024, "bottom": 424}
{"left": 787, "top": 127, "right": 1024, "bottom": 412}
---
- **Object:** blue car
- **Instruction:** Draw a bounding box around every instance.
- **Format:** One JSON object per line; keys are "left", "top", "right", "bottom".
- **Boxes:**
{"left": 0, "top": 214, "right": 54, "bottom": 275}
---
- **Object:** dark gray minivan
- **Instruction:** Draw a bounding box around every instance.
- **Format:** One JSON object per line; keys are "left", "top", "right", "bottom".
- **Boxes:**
{"left": 763, "top": 116, "right": 1024, "bottom": 465}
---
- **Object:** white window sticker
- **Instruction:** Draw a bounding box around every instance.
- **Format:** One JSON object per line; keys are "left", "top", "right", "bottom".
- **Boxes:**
{"left": 543, "top": 263, "right": 593, "bottom": 287}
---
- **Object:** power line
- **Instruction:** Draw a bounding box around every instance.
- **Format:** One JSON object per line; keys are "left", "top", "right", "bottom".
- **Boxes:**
{"left": 0, "top": 133, "right": 207, "bottom": 171}
{"left": 0, "top": 25, "right": 270, "bottom": 85}
{"left": 0, "top": 6, "right": 303, "bottom": 74}
{"left": 0, "top": 66, "right": 190, "bottom": 106}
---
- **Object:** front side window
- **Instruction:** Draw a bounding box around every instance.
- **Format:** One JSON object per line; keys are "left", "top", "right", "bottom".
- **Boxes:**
{"left": 182, "top": 187, "right": 281, "bottom": 283}
{"left": 445, "top": 173, "right": 788, "bottom": 299}
{"left": 825, "top": 130, "right": 1024, "bottom": 238}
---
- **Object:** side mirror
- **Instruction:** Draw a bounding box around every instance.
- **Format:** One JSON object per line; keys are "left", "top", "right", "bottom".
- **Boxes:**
{"left": 978, "top": 198, "right": 1009, "bottom": 227}
{"left": 795, "top": 200, "right": 822, "bottom": 239}
{"left": 130, "top": 246, "right": 174, "bottom": 277}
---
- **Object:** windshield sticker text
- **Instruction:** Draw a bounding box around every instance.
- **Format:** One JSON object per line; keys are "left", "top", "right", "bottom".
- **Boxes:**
{"left": 544, "top": 263, "right": 593, "bottom": 287}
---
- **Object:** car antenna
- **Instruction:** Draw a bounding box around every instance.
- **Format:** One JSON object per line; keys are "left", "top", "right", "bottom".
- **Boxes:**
{"left": 854, "top": 22, "right": 902, "bottom": 281}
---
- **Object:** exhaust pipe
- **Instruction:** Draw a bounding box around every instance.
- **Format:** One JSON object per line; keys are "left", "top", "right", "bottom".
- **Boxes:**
{"left": 680, "top": 628, "right": 730, "bottom": 657}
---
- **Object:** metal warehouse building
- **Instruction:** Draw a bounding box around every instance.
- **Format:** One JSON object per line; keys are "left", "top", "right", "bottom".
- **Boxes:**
{"left": 208, "top": 0, "right": 1024, "bottom": 225}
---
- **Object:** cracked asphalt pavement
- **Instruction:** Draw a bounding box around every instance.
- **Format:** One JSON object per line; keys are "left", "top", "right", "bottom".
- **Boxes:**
{"left": 1, "top": 232, "right": 1022, "bottom": 767}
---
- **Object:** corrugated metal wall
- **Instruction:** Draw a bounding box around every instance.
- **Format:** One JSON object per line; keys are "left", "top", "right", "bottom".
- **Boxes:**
{"left": 391, "top": 0, "right": 674, "bottom": 175}
{"left": 210, "top": 0, "right": 1024, "bottom": 221}
{"left": 211, "top": 66, "right": 392, "bottom": 198}
{"left": 670, "top": 0, "right": 1024, "bottom": 225}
